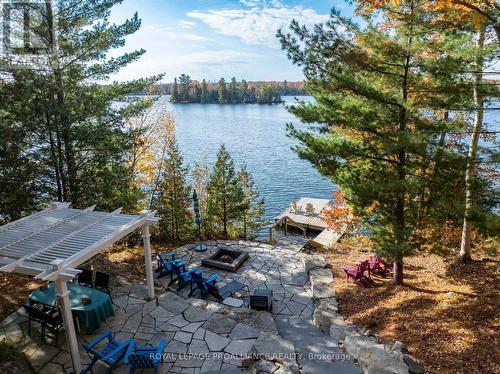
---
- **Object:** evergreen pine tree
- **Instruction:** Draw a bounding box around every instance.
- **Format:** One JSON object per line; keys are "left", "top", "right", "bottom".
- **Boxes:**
{"left": 200, "top": 79, "right": 209, "bottom": 103}
{"left": 229, "top": 77, "right": 238, "bottom": 103}
{"left": 157, "top": 137, "right": 193, "bottom": 243}
{"left": 257, "top": 85, "right": 278, "bottom": 103}
{"left": 241, "top": 79, "right": 249, "bottom": 103}
{"left": 171, "top": 78, "right": 179, "bottom": 103}
{"left": 0, "top": 0, "right": 161, "bottom": 215}
{"left": 218, "top": 78, "right": 228, "bottom": 104}
{"left": 210, "top": 88, "right": 219, "bottom": 103}
{"left": 257, "top": 85, "right": 265, "bottom": 103}
{"left": 178, "top": 74, "right": 191, "bottom": 102}
{"left": 249, "top": 86, "right": 257, "bottom": 103}
{"left": 0, "top": 84, "right": 45, "bottom": 220}
{"left": 193, "top": 81, "right": 201, "bottom": 103}
{"left": 278, "top": 3, "right": 477, "bottom": 285}
{"left": 238, "top": 166, "right": 265, "bottom": 239}
{"left": 354, "top": 4, "right": 499, "bottom": 262}
{"left": 207, "top": 145, "right": 244, "bottom": 238}
{"left": 275, "top": 86, "right": 282, "bottom": 103}
{"left": 282, "top": 80, "right": 288, "bottom": 95}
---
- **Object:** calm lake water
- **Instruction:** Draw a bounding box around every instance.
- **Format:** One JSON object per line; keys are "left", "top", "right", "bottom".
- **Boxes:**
{"left": 162, "top": 95, "right": 336, "bottom": 235}
{"left": 160, "top": 96, "right": 498, "bottom": 235}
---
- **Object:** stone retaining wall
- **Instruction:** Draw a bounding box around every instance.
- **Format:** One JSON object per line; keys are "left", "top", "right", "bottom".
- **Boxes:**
{"left": 301, "top": 254, "right": 424, "bottom": 374}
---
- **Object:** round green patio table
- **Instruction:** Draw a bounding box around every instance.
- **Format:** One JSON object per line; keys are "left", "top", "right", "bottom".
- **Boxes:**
{"left": 29, "top": 282, "right": 114, "bottom": 332}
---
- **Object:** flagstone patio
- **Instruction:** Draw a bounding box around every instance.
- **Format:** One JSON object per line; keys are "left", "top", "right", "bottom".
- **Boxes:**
{"left": 159, "top": 239, "right": 314, "bottom": 318}
{"left": 0, "top": 238, "right": 362, "bottom": 373}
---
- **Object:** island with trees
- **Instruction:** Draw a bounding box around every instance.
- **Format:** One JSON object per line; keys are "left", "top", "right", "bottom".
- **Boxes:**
{"left": 167, "top": 74, "right": 305, "bottom": 104}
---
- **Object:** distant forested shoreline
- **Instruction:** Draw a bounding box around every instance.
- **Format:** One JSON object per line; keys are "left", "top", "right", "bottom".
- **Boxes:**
{"left": 144, "top": 74, "right": 307, "bottom": 104}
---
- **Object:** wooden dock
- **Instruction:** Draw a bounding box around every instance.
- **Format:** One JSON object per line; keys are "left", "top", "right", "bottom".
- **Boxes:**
{"left": 308, "top": 228, "right": 337, "bottom": 247}
{"left": 270, "top": 197, "right": 347, "bottom": 250}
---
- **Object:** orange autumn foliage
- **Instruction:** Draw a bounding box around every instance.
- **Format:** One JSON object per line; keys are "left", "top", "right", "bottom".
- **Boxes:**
{"left": 321, "top": 190, "right": 358, "bottom": 233}
{"left": 356, "top": 0, "right": 497, "bottom": 31}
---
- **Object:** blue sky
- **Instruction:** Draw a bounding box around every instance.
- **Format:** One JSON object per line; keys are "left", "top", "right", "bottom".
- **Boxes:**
{"left": 108, "top": 0, "right": 355, "bottom": 82}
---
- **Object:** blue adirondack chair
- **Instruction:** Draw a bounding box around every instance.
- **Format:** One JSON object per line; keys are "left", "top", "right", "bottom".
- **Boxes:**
{"left": 82, "top": 330, "right": 131, "bottom": 374}
{"left": 124, "top": 339, "right": 166, "bottom": 374}
{"left": 168, "top": 261, "right": 199, "bottom": 291}
{"left": 189, "top": 272, "right": 219, "bottom": 298}
{"left": 154, "top": 252, "right": 176, "bottom": 278}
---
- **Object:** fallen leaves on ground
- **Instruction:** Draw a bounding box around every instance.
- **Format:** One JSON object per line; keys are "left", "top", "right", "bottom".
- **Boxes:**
{"left": 0, "top": 275, "right": 42, "bottom": 321}
{"left": 86, "top": 242, "right": 175, "bottom": 287}
{"left": 318, "top": 243, "right": 499, "bottom": 374}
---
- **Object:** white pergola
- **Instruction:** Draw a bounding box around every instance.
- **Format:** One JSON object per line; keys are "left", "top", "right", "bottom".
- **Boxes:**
{"left": 0, "top": 202, "right": 160, "bottom": 374}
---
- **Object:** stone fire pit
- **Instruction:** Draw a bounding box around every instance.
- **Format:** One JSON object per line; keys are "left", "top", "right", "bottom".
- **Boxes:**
{"left": 202, "top": 247, "right": 249, "bottom": 272}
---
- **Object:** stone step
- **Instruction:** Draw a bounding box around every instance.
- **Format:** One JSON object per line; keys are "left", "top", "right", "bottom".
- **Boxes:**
{"left": 276, "top": 317, "right": 362, "bottom": 374}
{"left": 273, "top": 237, "right": 308, "bottom": 252}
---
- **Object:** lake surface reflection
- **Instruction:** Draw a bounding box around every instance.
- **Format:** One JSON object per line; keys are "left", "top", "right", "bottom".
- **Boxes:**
{"left": 164, "top": 95, "right": 336, "bottom": 236}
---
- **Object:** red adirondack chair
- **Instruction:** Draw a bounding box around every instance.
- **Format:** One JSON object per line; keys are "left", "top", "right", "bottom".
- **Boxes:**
{"left": 368, "top": 254, "right": 392, "bottom": 277}
{"left": 371, "top": 253, "right": 393, "bottom": 266}
{"left": 342, "top": 260, "right": 372, "bottom": 287}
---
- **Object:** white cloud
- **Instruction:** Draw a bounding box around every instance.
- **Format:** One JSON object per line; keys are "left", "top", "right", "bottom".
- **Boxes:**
{"left": 106, "top": 0, "right": 307, "bottom": 82}
{"left": 143, "top": 26, "right": 214, "bottom": 43}
{"left": 188, "top": 0, "right": 329, "bottom": 47}
{"left": 143, "top": 24, "right": 173, "bottom": 33}
{"left": 110, "top": 47, "right": 262, "bottom": 82}
{"left": 172, "top": 50, "right": 257, "bottom": 65}
{"left": 239, "top": 0, "right": 262, "bottom": 6}
{"left": 179, "top": 20, "right": 196, "bottom": 29}
{"left": 182, "top": 33, "right": 214, "bottom": 42}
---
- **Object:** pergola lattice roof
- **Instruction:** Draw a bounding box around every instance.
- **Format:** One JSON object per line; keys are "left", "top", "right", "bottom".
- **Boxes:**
{"left": 0, "top": 202, "right": 158, "bottom": 281}
{"left": 0, "top": 202, "right": 159, "bottom": 374}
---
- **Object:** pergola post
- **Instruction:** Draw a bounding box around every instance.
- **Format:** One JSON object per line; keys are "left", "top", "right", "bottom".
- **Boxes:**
{"left": 52, "top": 260, "right": 81, "bottom": 374}
{"left": 142, "top": 223, "right": 155, "bottom": 299}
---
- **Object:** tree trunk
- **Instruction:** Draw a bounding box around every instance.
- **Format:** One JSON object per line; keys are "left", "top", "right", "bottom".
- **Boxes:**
{"left": 460, "top": 28, "right": 485, "bottom": 263}
{"left": 393, "top": 255, "right": 404, "bottom": 286}
{"left": 48, "top": 128, "right": 63, "bottom": 201}
{"left": 46, "top": 1, "right": 68, "bottom": 202}
{"left": 46, "top": 108, "right": 63, "bottom": 201}
{"left": 174, "top": 186, "right": 180, "bottom": 242}
{"left": 243, "top": 215, "right": 247, "bottom": 240}
{"left": 392, "top": 3, "right": 413, "bottom": 286}
{"left": 171, "top": 189, "right": 175, "bottom": 243}
{"left": 55, "top": 123, "right": 67, "bottom": 200}
{"left": 394, "top": 194, "right": 405, "bottom": 286}
{"left": 47, "top": 1, "right": 78, "bottom": 205}
{"left": 128, "top": 144, "right": 138, "bottom": 198}
{"left": 57, "top": 75, "right": 79, "bottom": 205}
{"left": 222, "top": 170, "right": 228, "bottom": 238}
{"left": 223, "top": 205, "right": 227, "bottom": 238}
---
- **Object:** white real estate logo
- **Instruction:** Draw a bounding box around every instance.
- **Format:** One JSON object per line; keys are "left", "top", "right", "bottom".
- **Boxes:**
{"left": 0, "top": 0, "right": 52, "bottom": 70}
